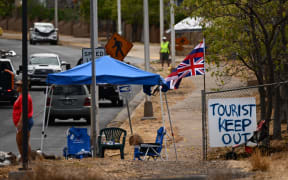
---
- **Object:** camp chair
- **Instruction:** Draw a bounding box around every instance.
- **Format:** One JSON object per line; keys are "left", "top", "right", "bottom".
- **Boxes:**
{"left": 134, "top": 127, "right": 166, "bottom": 160}
{"left": 63, "top": 127, "right": 91, "bottom": 159}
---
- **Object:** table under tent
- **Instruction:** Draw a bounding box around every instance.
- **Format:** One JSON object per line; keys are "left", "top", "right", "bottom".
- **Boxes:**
{"left": 41, "top": 55, "right": 177, "bottom": 160}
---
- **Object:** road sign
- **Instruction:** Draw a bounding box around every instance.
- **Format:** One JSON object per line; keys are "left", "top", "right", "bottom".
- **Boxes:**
{"left": 118, "top": 85, "right": 132, "bottom": 98}
{"left": 105, "top": 33, "right": 133, "bottom": 61}
{"left": 82, "top": 47, "right": 106, "bottom": 63}
{"left": 119, "top": 85, "right": 131, "bottom": 93}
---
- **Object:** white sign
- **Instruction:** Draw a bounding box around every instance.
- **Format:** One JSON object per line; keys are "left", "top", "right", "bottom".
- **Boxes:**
{"left": 82, "top": 47, "right": 106, "bottom": 63}
{"left": 118, "top": 85, "right": 131, "bottom": 99}
{"left": 208, "top": 97, "right": 257, "bottom": 147}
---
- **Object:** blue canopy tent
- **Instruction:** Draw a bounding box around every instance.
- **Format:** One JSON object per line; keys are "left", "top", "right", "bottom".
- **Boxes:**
{"left": 47, "top": 55, "right": 165, "bottom": 87}
{"left": 41, "top": 55, "right": 176, "bottom": 160}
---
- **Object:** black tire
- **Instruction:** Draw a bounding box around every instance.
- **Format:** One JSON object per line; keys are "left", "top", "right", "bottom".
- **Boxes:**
{"left": 45, "top": 116, "right": 55, "bottom": 126}
{"left": 30, "top": 40, "right": 35, "bottom": 45}
{"left": 86, "top": 116, "right": 91, "bottom": 125}
{"left": 117, "top": 99, "right": 123, "bottom": 107}
{"left": 51, "top": 41, "right": 58, "bottom": 45}
{"left": 111, "top": 99, "right": 117, "bottom": 106}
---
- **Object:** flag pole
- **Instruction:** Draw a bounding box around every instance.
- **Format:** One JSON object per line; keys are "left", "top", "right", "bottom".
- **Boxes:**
{"left": 202, "top": 37, "right": 207, "bottom": 160}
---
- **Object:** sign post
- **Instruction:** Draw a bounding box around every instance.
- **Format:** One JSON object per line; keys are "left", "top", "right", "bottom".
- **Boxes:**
{"left": 119, "top": 85, "right": 133, "bottom": 134}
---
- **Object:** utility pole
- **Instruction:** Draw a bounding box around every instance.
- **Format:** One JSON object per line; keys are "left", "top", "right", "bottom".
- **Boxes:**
{"left": 54, "top": 0, "right": 58, "bottom": 29}
{"left": 160, "top": 0, "right": 164, "bottom": 43}
{"left": 117, "top": 0, "right": 122, "bottom": 35}
{"left": 21, "top": 0, "right": 29, "bottom": 170}
{"left": 170, "top": 0, "right": 176, "bottom": 68}
{"left": 142, "top": 0, "right": 155, "bottom": 119}
{"left": 90, "top": 0, "right": 99, "bottom": 157}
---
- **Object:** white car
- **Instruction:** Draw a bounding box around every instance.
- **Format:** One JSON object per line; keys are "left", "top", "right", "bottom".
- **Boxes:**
{"left": 29, "top": 22, "right": 58, "bottom": 45}
{"left": 28, "top": 53, "right": 66, "bottom": 88}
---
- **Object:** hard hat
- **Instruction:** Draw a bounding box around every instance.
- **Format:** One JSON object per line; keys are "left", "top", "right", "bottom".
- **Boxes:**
{"left": 162, "top": 36, "right": 167, "bottom": 40}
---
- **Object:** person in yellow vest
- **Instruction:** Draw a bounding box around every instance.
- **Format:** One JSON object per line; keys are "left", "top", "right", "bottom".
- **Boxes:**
{"left": 160, "top": 36, "right": 170, "bottom": 69}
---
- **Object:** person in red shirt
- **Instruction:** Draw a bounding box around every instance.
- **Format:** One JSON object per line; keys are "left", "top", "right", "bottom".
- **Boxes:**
{"left": 13, "top": 80, "right": 34, "bottom": 161}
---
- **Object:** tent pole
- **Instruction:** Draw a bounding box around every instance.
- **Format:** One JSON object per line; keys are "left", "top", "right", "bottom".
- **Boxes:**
{"left": 159, "top": 86, "right": 168, "bottom": 160}
{"left": 40, "top": 86, "right": 49, "bottom": 152}
{"left": 164, "top": 92, "right": 177, "bottom": 161}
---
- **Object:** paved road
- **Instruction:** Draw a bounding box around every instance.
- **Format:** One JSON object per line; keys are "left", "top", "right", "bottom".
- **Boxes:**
{"left": 0, "top": 39, "right": 141, "bottom": 156}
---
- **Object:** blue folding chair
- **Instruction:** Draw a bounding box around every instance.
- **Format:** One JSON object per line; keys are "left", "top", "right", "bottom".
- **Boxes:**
{"left": 134, "top": 127, "right": 166, "bottom": 160}
{"left": 63, "top": 127, "right": 91, "bottom": 159}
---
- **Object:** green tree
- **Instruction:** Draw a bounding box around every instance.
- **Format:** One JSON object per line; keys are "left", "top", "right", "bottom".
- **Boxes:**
{"left": 183, "top": 0, "right": 288, "bottom": 140}
{"left": 0, "top": 0, "right": 15, "bottom": 17}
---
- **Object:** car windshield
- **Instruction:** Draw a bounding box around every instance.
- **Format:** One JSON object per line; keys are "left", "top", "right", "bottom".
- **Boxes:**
{"left": 30, "top": 56, "right": 59, "bottom": 65}
{"left": 35, "top": 24, "right": 53, "bottom": 29}
{"left": 53, "top": 85, "right": 86, "bottom": 96}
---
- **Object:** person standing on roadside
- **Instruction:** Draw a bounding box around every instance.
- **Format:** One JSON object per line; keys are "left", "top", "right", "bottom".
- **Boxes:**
{"left": 160, "top": 36, "right": 170, "bottom": 69}
{"left": 13, "top": 80, "right": 34, "bottom": 161}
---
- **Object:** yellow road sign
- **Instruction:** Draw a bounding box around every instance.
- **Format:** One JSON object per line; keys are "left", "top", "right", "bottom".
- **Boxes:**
{"left": 105, "top": 33, "right": 133, "bottom": 61}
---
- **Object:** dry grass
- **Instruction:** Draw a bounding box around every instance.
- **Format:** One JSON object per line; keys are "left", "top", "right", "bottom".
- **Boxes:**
{"left": 250, "top": 149, "right": 270, "bottom": 171}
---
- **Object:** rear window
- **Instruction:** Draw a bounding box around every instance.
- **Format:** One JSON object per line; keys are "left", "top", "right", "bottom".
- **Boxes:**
{"left": 52, "top": 85, "right": 86, "bottom": 96}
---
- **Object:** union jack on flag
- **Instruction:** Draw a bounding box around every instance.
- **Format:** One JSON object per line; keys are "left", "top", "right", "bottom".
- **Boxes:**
{"left": 165, "top": 40, "right": 205, "bottom": 90}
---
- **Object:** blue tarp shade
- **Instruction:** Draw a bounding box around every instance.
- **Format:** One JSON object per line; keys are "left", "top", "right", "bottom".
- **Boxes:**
{"left": 47, "top": 56, "right": 166, "bottom": 93}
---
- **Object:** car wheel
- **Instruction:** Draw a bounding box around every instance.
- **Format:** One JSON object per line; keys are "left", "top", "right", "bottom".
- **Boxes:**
{"left": 111, "top": 99, "right": 118, "bottom": 106}
{"left": 45, "top": 116, "right": 55, "bottom": 126}
{"left": 30, "top": 40, "right": 35, "bottom": 45}
{"left": 51, "top": 41, "right": 58, "bottom": 45}
{"left": 86, "top": 117, "right": 91, "bottom": 125}
{"left": 117, "top": 99, "right": 123, "bottom": 107}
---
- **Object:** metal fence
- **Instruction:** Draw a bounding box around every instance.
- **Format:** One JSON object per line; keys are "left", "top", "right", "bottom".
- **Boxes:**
{"left": 202, "top": 80, "right": 288, "bottom": 160}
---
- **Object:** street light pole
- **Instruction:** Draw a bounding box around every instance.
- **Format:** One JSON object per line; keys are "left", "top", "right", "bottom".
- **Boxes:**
{"left": 90, "top": 0, "right": 99, "bottom": 157}
{"left": 170, "top": 0, "right": 176, "bottom": 68}
{"left": 117, "top": 0, "right": 122, "bottom": 35}
{"left": 160, "top": 0, "right": 164, "bottom": 43}
{"left": 21, "top": 0, "right": 29, "bottom": 170}
{"left": 54, "top": 0, "right": 58, "bottom": 29}
{"left": 142, "top": 0, "right": 154, "bottom": 119}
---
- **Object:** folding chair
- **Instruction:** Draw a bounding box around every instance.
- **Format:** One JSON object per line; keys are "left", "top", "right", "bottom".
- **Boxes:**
{"left": 63, "top": 127, "right": 91, "bottom": 159}
{"left": 134, "top": 127, "right": 166, "bottom": 160}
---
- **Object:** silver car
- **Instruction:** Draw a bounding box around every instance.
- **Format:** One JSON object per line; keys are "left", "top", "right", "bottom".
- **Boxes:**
{"left": 45, "top": 85, "right": 91, "bottom": 125}
{"left": 29, "top": 22, "right": 58, "bottom": 45}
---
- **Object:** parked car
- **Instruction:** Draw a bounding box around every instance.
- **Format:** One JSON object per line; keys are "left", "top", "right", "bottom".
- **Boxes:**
{"left": 99, "top": 84, "right": 123, "bottom": 106}
{"left": 45, "top": 84, "right": 91, "bottom": 125}
{"left": 77, "top": 58, "right": 123, "bottom": 106}
{"left": 0, "top": 52, "right": 18, "bottom": 105}
{"left": 29, "top": 22, "right": 58, "bottom": 45}
{"left": 27, "top": 53, "right": 67, "bottom": 88}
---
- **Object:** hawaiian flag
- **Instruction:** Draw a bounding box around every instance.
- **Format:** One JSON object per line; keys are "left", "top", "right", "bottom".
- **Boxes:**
{"left": 165, "top": 41, "right": 205, "bottom": 89}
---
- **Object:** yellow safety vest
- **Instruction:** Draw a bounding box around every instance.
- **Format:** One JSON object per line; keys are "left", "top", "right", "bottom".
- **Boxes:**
{"left": 160, "top": 41, "right": 169, "bottom": 53}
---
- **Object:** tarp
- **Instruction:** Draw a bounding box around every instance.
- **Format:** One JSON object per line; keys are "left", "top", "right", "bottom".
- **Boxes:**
{"left": 47, "top": 55, "right": 165, "bottom": 86}
{"left": 166, "top": 17, "right": 204, "bottom": 33}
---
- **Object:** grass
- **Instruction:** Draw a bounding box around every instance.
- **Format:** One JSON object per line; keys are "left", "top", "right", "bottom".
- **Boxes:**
{"left": 250, "top": 149, "right": 270, "bottom": 171}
